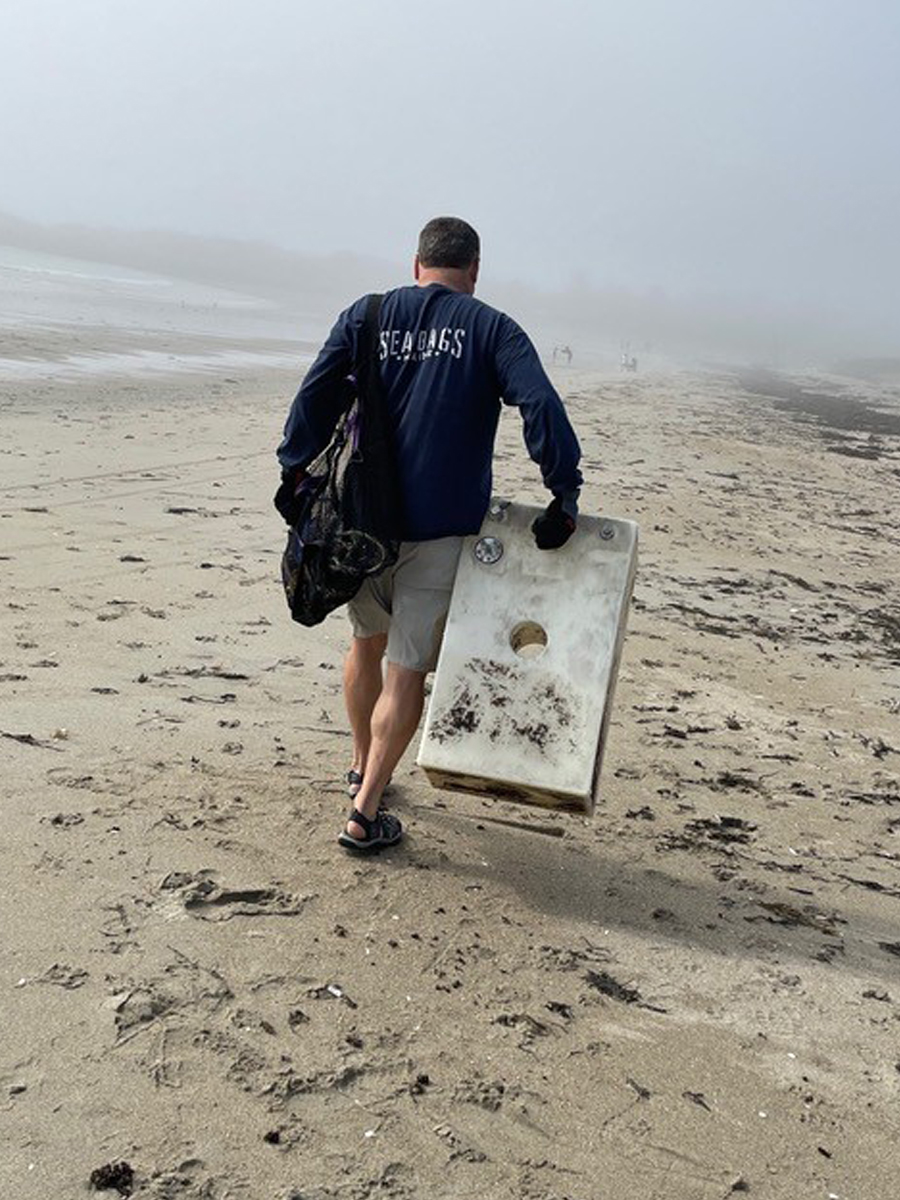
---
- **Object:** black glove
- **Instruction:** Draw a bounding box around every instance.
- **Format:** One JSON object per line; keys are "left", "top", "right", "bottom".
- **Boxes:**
{"left": 531, "top": 497, "right": 576, "bottom": 550}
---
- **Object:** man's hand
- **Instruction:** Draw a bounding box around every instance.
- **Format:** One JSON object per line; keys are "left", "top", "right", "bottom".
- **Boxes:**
{"left": 531, "top": 497, "right": 576, "bottom": 550}
{"left": 273, "top": 468, "right": 309, "bottom": 526}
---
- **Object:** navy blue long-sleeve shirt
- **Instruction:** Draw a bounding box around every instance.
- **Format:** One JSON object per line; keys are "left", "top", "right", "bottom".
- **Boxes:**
{"left": 277, "top": 283, "right": 582, "bottom": 541}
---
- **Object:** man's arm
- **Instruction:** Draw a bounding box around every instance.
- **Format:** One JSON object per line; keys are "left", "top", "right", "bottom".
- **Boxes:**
{"left": 276, "top": 299, "right": 366, "bottom": 477}
{"left": 495, "top": 317, "right": 583, "bottom": 522}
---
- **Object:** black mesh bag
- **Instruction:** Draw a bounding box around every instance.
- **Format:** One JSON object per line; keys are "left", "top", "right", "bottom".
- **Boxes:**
{"left": 279, "top": 294, "right": 403, "bottom": 627}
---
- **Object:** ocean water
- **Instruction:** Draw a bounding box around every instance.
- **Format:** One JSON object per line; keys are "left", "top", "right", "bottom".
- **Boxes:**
{"left": 0, "top": 345, "right": 305, "bottom": 381}
{"left": 0, "top": 244, "right": 183, "bottom": 288}
{"left": 0, "top": 245, "right": 314, "bottom": 379}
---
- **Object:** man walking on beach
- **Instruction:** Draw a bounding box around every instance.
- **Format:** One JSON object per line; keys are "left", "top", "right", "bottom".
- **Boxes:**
{"left": 277, "top": 217, "right": 582, "bottom": 852}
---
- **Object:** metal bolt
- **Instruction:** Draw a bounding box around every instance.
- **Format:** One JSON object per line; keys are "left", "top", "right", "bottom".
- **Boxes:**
{"left": 474, "top": 536, "right": 504, "bottom": 565}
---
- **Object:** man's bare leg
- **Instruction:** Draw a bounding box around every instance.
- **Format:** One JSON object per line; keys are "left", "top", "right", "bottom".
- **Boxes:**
{"left": 343, "top": 633, "right": 388, "bottom": 779}
{"left": 346, "top": 663, "right": 425, "bottom": 840}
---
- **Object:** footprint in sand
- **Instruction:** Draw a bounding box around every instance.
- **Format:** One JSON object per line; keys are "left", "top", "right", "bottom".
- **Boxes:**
{"left": 160, "top": 872, "right": 311, "bottom": 920}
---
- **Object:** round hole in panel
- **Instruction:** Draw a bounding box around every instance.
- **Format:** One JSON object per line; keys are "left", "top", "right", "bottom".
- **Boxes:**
{"left": 510, "top": 620, "right": 548, "bottom": 659}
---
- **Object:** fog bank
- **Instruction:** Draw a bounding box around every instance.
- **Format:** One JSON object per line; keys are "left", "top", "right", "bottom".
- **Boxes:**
{"left": 2, "top": 211, "right": 893, "bottom": 369}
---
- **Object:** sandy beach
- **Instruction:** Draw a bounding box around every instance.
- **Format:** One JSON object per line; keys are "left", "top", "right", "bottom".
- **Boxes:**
{"left": 2, "top": 278, "right": 900, "bottom": 1199}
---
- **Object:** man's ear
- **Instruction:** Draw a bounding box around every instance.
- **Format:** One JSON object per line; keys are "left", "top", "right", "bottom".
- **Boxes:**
{"left": 413, "top": 254, "right": 421, "bottom": 281}
{"left": 469, "top": 257, "right": 480, "bottom": 286}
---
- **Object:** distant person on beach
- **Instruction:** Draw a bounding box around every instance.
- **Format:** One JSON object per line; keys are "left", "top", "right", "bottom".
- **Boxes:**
{"left": 277, "top": 216, "right": 582, "bottom": 853}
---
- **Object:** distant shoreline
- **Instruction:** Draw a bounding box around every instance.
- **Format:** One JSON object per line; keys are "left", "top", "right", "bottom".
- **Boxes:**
{"left": 3, "top": 209, "right": 894, "bottom": 368}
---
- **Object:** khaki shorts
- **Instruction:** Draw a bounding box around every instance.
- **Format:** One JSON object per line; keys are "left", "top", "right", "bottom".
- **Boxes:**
{"left": 348, "top": 537, "right": 463, "bottom": 672}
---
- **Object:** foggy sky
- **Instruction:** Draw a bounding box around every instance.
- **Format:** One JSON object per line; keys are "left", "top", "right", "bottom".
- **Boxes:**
{"left": 2, "top": 1, "right": 899, "bottom": 335}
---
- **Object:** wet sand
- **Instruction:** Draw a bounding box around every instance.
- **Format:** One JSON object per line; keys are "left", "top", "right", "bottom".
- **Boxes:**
{"left": 2, "top": 329, "right": 900, "bottom": 1198}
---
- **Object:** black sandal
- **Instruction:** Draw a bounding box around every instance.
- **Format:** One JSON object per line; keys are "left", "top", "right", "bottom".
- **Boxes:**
{"left": 346, "top": 769, "right": 392, "bottom": 799}
{"left": 337, "top": 808, "right": 403, "bottom": 853}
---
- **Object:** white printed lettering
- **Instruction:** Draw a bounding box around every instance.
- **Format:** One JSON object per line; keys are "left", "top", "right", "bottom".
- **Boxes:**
{"left": 379, "top": 326, "right": 468, "bottom": 362}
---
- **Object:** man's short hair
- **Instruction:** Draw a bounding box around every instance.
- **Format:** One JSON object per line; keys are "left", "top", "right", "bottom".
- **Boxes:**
{"left": 417, "top": 217, "right": 480, "bottom": 269}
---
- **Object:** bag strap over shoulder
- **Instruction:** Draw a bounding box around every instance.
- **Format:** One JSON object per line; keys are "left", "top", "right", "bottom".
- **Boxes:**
{"left": 357, "top": 293, "right": 383, "bottom": 379}
{"left": 354, "top": 293, "right": 387, "bottom": 445}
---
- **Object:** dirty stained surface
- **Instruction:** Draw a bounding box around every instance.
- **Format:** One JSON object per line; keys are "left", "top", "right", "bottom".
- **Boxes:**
{"left": 2, "top": 353, "right": 900, "bottom": 1199}
{"left": 422, "top": 504, "right": 637, "bottom": 814}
